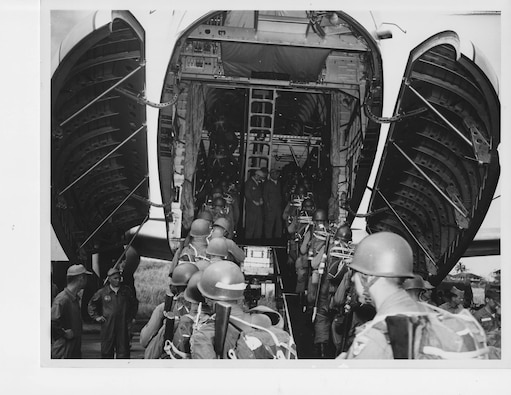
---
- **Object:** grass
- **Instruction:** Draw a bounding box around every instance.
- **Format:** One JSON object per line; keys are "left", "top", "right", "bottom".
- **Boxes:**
{"left": 134, "top": 257, "right": 171, "bottom": 320}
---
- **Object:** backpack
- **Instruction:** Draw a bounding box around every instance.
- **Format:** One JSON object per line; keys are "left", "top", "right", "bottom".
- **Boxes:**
{"left": 365, "top": 303, "right": 489, "bottom": 359}
{"left": 225, "top": 316, "right": 297, "bottom": 359}
{"left": 144, "top": 324, "right": 165, "bottom": 359}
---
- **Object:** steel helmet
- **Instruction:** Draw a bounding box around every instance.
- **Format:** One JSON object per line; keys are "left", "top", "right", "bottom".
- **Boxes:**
{"left": 212, "top": 196, "right": 226, "bottom": 208}
{"left": 169, "top": 262, "right": 199, "bottom": 286}
{"left": 213, "top": 217, "right": 232, "bottom": 235}
{"left": 189, "top": 218, "right": 211, "bottom": 237}
{"left": 184, "top": 271, "right": 205, "bottom": 303}
{"left": 302, "top": 198, "right": 315, "bottom": 212}
{"left": 197, "top": 210, "right": 214, "bottom": 223}
{"left": 348, "top": 232, "right": 414, "bottom": 278}
{"left": 312, "top": 209, "right": 327, "bottom": 222}
{"left": 248, "top": 305, "right": 284, "bottom": 329}
{"left": 335, "top": 224, "right": 352, "bottom": 242}
{"left": 206, "top": 237, "right": 228, "bottom": 258}
{"left": 198, "top": 260, "right": 246, "bottom": 301}
{"left": 403, "top": 275, "right": 433, "bottom": 290}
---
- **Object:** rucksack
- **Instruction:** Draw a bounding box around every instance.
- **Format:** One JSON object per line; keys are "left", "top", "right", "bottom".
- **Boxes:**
{"left": 361, "top": 303, "right": 489, "bottom": 359}
{"left": 225, "top": 316, "right": 297, "bottom": 359}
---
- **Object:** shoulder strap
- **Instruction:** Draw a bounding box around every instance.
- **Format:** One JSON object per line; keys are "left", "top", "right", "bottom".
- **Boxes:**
{"left": 164, "top": 339, "right": 191, "bottom": 359}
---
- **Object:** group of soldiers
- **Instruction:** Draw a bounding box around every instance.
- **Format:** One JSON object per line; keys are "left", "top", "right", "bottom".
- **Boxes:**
{"left": 140, "top": 259, "right": 295, "bottom": 359}
{"left": 282, "top": 187, "right": 360, "bottom": 358}
{"left": 51, "top": 169, "right": 501, "bottom": 360}
{"left": 51, "top": 265, "right": 138, "bottom": 359}
{"left": 280, "top": 184, "right": 501, "bottom": 359}
{"left": 135, "top": 192, "right": 296, "bottom": 359}
{"left": 198, "top": 166, "right": 284, "bottom": 242}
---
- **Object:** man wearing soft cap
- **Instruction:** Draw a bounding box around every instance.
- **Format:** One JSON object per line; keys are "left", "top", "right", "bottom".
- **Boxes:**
{"left": 51, "top": 264, "right": 92, "bottom": 358}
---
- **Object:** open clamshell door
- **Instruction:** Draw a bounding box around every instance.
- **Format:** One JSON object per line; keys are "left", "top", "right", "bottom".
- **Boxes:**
{"left": 51, "top": 11, "right": 150, "bottom": 262}
{"left": 365, "top": 31, "right": 500, "bottom": 284}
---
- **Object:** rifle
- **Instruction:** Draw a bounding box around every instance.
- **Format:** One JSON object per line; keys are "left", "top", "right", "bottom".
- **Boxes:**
{"left": 312, "top": 231, "right": 332, "bottom": 322}
{"left": 289, "top": 146, "right": 306, "bottom": 178}
{"left": 385, "top": 315, "right": 419, "bottom": 359}
{"left": 214, "top": 302, "right": 231, "bottom": 359}
{"left": 163, "top": 292, "right": 176, "bottom": 348}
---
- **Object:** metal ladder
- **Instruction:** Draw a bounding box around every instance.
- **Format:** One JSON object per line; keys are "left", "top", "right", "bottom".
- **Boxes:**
{"left": 244, "top": 88, "right": 276, "bottom": 180}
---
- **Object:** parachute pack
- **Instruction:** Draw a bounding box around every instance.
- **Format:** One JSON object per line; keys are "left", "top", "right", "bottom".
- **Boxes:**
{"left": 226, "top": 316, "right": 297, "bottom": 359}
{"left": 365, "top": 303, "right": 489, "bottom": 359}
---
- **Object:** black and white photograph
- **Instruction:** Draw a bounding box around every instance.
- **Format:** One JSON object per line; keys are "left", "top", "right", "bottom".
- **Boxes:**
{"left": 2, "top": 0, "right": 509, "bottom": 393}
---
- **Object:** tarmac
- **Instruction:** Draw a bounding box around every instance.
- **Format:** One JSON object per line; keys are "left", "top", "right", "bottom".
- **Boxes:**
{"left": 81, "top": 321, "right": 146, "bottom": 359}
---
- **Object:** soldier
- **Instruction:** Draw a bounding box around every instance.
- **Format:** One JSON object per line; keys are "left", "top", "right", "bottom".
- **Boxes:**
{"left": 403, "top": 275, "right": 435, "bottom": 302}
{"left": 285, "top": 198, "right": 315, "bottom": 296}
{"left": 220, "top": 179, "right": 240, "bottom": 233}
{"left": 205, "top": 237, "right": 229, "bottom": 263}
{"left": 51, "top": 264, "right": 92, "bottom": 359}
{"left": 439, "top": 286, "right": 465, "bottom": 314}
{"left": 300, "top": 209, "right": 329, "bottom": 304}
{"left": 179, "top": 218, "right": 211, "bottom": 263}
{"left": 282, "top": 184, "right": 308, "bottom": 222}
{"left": 196, "top": 209, "right": 214, "bottom": 225}
{"left": 209, "top": 218, "right": 246, "bottom": 264}
{"left": 327, "top": 224, "right": 357, "bottom": 355}
{"left": 338, "top": 232, "right": 423, "bottom": 359}
{"left": 169, "top": 263, "right": 200, "bottom": 318}
{"left": 190, "top": 260, "right": 271, "bottom": 359}
{"left": 140, "top": 263, "right": 199, "bottom": 359}
{"left": 209, "top": 196, "right": 236, "bottom": 227}
{"left": 262, "top": 168, "right": 283, "bottom": 240}
{"left": 473, "top": 288, "right": 501, "bottom": 356}
{"left": 165, "top": 271, "right": 212, "bottom": 359}
{"left": 299, "top": 209, "right": 331, "bottom": 357}
{"left": 212, "top": 217, "right": 233, "bottom": 239}
{"left": 87, "top": 267, "right": 139, "bottom": 359}
{"left": 244, "top": 169, "right": 265, "bottom": 240}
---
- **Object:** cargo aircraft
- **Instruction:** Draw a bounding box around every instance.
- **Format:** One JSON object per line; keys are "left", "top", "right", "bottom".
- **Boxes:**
{"left": 51, "top": 9, "right": 500, "bottom": 289}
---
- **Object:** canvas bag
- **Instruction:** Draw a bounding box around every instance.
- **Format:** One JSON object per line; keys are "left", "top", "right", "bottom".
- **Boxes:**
{"left": 362, "top": 302, "right": 489, "bottom": 359}
{"left": 226, "top": 316, "right": 297, "bottom": 359}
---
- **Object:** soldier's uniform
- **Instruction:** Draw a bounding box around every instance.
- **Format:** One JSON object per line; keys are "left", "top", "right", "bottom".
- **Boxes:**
{"left": 168, "top": 303, "right": 212, "bottom": 359}
{"left": 300, "top": 224, "right": 328, "bottom": 308}
{"left": 473, "top": 306, "right": 500, "bottom": 333}
{"left": 88, "top": 281, "right": 138, "bottom": 358}
{"left": 346, "top": 289, "right": 424, "bottom": 359}
{"left": 299, "top": 211, "right": 331, "bottom": 356}
{"left": 283, "top": 197, "right": 314, "bottom": 293}
{"left": 472, "top": 291, "right": 501, "bottom": 353}
{"left": 179, "top": 240, "right": 208, "bottom": 262}
{"left": 190, "top": 303, "right": 267, "bottom": 359}
{"left": 289, "top": 221, "right": 311, "bottom": 294}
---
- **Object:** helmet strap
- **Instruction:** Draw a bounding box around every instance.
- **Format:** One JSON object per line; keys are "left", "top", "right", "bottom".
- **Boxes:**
{"left": 359, "top": 273, "right": 378, "bottom": 306}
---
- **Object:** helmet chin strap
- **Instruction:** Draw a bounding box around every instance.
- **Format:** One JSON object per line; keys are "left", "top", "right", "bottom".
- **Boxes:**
{"left": 359, "top": 273, "right": 378, "bottom": 306}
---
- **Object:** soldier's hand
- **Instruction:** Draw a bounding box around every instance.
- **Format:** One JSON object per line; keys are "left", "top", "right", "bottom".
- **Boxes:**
{"left": 96, "top": 316, "right": 106, "bottom": 323}
{"left": 337, "top": 352, "right": 348, "bottom": 359}
{"left": 63, "top": 329, "right": 74, "bottom": 339}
